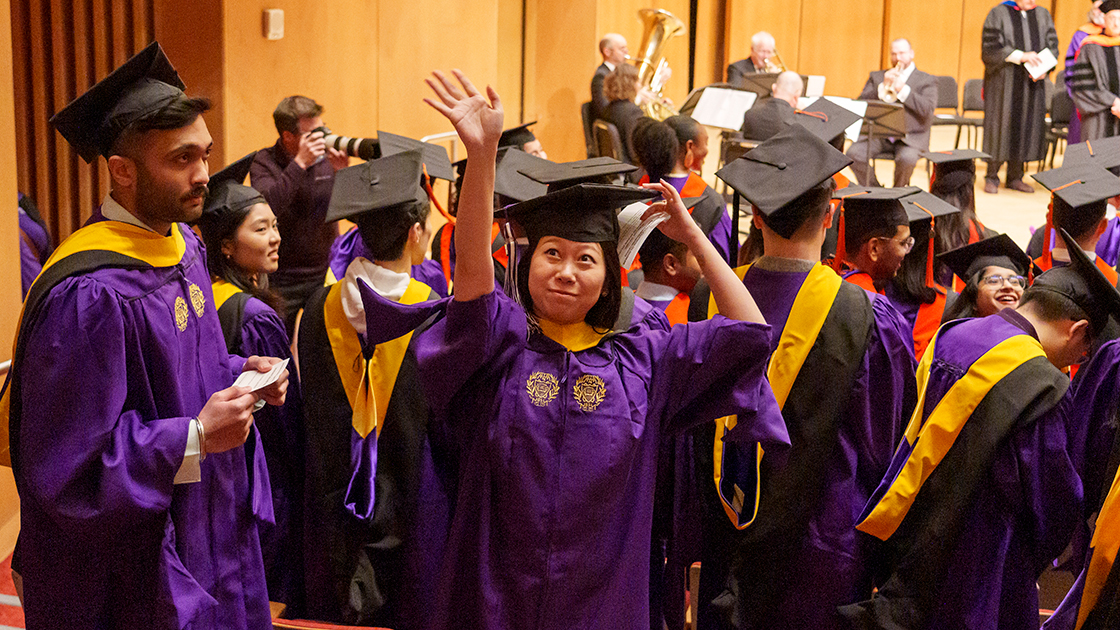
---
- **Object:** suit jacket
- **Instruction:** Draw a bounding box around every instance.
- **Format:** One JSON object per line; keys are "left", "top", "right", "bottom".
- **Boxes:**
{"left": 604, "top": 99, "right": 646, "bottom": 164}
{"left": 727, "top": 58, "right": 763, "bottom": 87}
{"left": 741, "top": 97, "right": 796, "bottom": 141}
{"left": 591, "top": 63, "right": 611, "bottom": 121}
{"left": 858, "top": 67, "right": 937, "bottom": 151}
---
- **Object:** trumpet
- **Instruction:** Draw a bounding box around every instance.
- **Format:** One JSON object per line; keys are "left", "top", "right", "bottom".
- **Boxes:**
{"left": 883, "top": 61, "right": 904, "bottom": 100}
{"left": 764, "top": 49, "right": 788, "bottom": 73}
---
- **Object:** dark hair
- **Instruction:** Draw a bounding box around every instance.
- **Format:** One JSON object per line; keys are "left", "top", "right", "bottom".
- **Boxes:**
{"left": 1052, "top": 196, "right": 1107, "bottom": 241}
{"left": 889, "top": 220, "right": 938, "bottom": 304}
{"left": 273, "top": 95, "right": 324, "bottom": 136}
{"left": 517, "top": 238, "right": 623, "bottom": 331}
{"left": 664, "top": 115, "right": 703, "bottom": 162}
{"left": 638, "top": 229, "right": 687, "bottom": 275}
{"left": 605, "top": 65, "right": 640, "bottom": 102}
{"left": 110, "top": 95, "right": 212, "bottom": 157}
{"left": 941, "top": 271, "right": 984, "bottom": 322}
{"left": 844, "top": 224, "right": 897, "bottom": 255}
{"left": 1019, "top": 286, "right": 1096, "bottom": 334}
{"left": 353, "top": 199, "right": 432, "bottom": 262}
{"left": 198, "top": 202, "right": 281, "bottom": 311}
{"left": 631, "top": 120, "right": 678, "bottom": 182}
{"left": 756, "top": 181, "right": 833, "bottom": 239}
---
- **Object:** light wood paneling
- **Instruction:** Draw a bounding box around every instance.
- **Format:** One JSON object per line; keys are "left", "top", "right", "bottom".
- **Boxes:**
{"left": 694, "top": 0, "right": 726, "bottom": 87}
{"left": 725, "top": 0, "right": 801, "bottom": 79}
{"left": 498, "top": 0, "right": 525, "bottom": 120}
{"left": 799, "top": 0, "right": 884, "bottom": 98}
{"left": 884, "top": 0, "right": 965, "bottom": 99}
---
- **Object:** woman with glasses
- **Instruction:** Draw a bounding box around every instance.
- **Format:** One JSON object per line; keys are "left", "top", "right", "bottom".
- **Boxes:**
{"left": 939, "top": 234, "right": 1036, "bottom": 323}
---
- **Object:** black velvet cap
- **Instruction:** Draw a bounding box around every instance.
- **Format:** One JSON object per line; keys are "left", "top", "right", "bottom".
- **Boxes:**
{"left": 377, "top": 131, "right": 454, "bottom": 181}
{"left": 1031, "top": 228, "right": 1120, "bottom": 333}
{"left": 938, "top": 233, "right": 1036, "bottom": 282}
{"left": 922, "top": 148, "right": 990, "bottom": 166}
{"left": 502, "top": 183, "right": 660, "bottom": 243}
{"left": 519, "top": 157, "right": 638, "bottom": 192}
{"left": 51, "top": 41, "right": 186, "bottom": 163}
{"left": 201, "top": 152, "right": 263, "bottom": 220}
{"left": 325, "top": 149, "right": 427, "bottom": 223}
{"left": 494, "top": 147, "right": 550, "bottom": 204}
{"left": 1032, "top": 164, "right": 1120, "bottom": 208}
{"left": 836, "top": 186, "right": 914, "bottom": 243}
{"left": 1063, "top": 136, "right": 1120, "bottom": 170}
{"left": 792, "top": 98, "right": 860, "bottom": 145}
{"left": 899, "top": 189, "right": 961, "bottom": 224}
{"left": 499, "top": 121, "right": 538, "bottom": 149}
{"left": 716, "top": 123, "right": 852, "bottom": 235}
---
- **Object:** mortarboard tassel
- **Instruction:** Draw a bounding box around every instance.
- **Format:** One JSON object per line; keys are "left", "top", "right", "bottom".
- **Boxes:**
{"left": 831, "top": 205, "right": 847, "bottom": 273}
{"left": 422, "top": 167, "right": 455, "bottom": 225}
{"left": 914, "top": 202, "right": 937, "bottom": 288}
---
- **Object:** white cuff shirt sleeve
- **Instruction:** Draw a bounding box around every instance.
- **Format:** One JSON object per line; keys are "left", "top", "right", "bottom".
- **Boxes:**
{"left": 173, "top": 418, "right": 202, "bottom": 485}
{"left": 1006, "top": 50, "right": 1024, "bottom": 64}
{"left": 896, "top": 84, "right": 912, "bottom": 103}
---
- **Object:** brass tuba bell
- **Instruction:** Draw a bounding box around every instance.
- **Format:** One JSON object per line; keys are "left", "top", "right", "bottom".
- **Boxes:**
{"left": 632, "top": 8, "right": 685, "bottom": 120}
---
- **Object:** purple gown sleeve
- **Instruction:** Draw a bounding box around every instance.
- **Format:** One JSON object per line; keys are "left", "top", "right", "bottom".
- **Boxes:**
{"left": 18, "top": 276, "right": 191, "bottom": 541}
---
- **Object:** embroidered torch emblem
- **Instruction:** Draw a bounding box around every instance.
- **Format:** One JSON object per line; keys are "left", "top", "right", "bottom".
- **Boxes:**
{"left": 526, "top": 371, "right": 560, "bottom": 407}
{"left": 189, "top": 283, "right": 206, "bottom": 317}
{"left": 573, "top": 374, "right": 606, "bottom": 412}
{"left": 174, "top": 296, "right": 189, "bottom": 331}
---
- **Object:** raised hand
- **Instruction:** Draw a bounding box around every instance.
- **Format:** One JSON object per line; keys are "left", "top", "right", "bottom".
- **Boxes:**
{"left": 424, "top": 69, "right": 504, "bottom": 154}
{"left": 641, "top": 180, "right": 704, "bottom": 246}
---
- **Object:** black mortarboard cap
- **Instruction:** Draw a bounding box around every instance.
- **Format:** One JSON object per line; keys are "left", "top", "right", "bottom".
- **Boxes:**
{"left": 925, "top": 148, "right": 990, "bottom": 190}
{"left": 923, "top": 148, "right": 990, "bottom": 166}
{"left": 716, "top": 124, "right": 852, "bottom": 239}
{"left": 494, "top": 147, "right": 550, "bottom": 204}
{"left": 519, "top": 157, "right": 638, "bottom": 192}
{"left": 51, "top": 41, "right": 186, "bottom": 163}
{"left": 938, "top": 233, "right": 1036, "bottom": 282}
{"left": 1031, "top": 228, "right": 1120, "bottom": 333}
{"left": 325, "top": 149, "right": 427, "bottom": 223}
{"left": 791, "top": 98, "right": 860, "bottom": 145}
{"left": 1032, "top": 164, "right": 1120, "bottom": 208}
{"left": 201, "top": 152, "right": 263, "bottom": 220}
{"left": 837, "top": 186, "right": 914, "bottom": 243}
{"left": 502, "top": 183, "right": 660, "bottom": 243}
{"left": 377, "top": 131, "right": 454, "bottom": 181}
{"left": 899, "top": 189, "right": 961, "bottom": 224}
{"left": 1063, "top": 136, "right": 1120, "bottom": 170}
{"left": 499, "top": 121, "right": 538, "bottom": 149}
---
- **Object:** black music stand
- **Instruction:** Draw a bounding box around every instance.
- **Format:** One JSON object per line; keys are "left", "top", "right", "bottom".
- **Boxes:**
{"left": 737, "top": 72, "right": 782, "bottom": 96}
{"left": 857, "top": 101, "right": 906, "bottom": 183}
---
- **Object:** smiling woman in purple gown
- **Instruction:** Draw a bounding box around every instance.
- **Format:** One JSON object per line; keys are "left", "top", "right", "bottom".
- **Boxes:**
{"left": 406, "top": 69, "right": 788, "bottom": 630}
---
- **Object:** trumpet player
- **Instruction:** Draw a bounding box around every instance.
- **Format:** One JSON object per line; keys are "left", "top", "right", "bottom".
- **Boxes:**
{"left": 727, "top": 31, "right": 777, "bottom": 86}
{"left": 846, "top": 38, "right": 938, "bottom": 188}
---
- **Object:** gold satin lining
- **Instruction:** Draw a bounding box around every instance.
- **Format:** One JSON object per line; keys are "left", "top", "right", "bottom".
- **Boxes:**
{"left": 537, "top": 318, "right": 607, "bottom": 353}
{"left": 211, "top": 279, "right": 243, "bottom": 311}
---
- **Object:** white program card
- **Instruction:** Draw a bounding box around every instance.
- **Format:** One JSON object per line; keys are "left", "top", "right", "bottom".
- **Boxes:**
{"left": 1028, "top": 48, "right": 1057, "bottom": 81}
{"left": 617, "top": 201, "right": 670, "bottom": 269}
{"left": 233, "top": 357, "right": 290, "bottom": 393}
{"left": 691, "top": 88, "right": 758, "bottom": 130}
{"left": 804, "top": 75, "right": 827, "bottom": 97}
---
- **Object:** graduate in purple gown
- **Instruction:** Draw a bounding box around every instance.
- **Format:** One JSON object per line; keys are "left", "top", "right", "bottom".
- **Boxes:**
{"left": 695, "top": 124, "right": 917, "bottom": 630}
{"left": 840, "top": 229, "right": 1120, "bottom": 630}
{"left": 297, "top": 150, "right": 447, "bottom": 628}
{"left": 408, "top": 69, "right": 787, "bottom": 630}
{"left": 0, "top": 42, "right": 287, "bottom": 629}
{"left": 197, "top": 152, "right": 306, "bottom": 612}
{"left": 328, "top": 225, "right": 449, "bottom": 296}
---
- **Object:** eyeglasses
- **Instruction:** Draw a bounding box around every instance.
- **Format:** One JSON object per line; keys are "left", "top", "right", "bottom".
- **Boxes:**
{"left": 981, "top": 274, "right": 1027, "bottom": 289}
{"left": 873, "top": 235, "right": 915, "bottom": 253}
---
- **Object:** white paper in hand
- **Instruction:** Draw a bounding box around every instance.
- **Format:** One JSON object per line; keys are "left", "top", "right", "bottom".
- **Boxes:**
{"left": 617, "top": 201, "right": 670, "bottom": 270}
{"left": 233, "top": 357, "right": 290, "bottom": 393}
{"left": 1028, "top": 48, "right": 1057, "bottom": 81}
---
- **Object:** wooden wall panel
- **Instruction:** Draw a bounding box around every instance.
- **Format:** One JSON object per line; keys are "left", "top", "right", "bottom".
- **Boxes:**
{"left": 694, "top": 0, "right": 726, "bottom": 87}
{"left": 11, "top": 0, "right": 154, "bottom": 245}
{"left": 799, "top": 0, "right": 883, "bottom": 98}
{"left": 884, "top": 0, "right": 965, "bottom": 98}
{"left": 724, "top": 0, "right": 801, "bottom": 80}
{"left": 497, "top": 0, "right": 525, "bottom": 121}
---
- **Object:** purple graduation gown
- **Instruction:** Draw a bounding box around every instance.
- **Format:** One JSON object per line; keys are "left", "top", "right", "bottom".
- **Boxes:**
{"left": 854, "top": 310, "right": 1081, "bottom": 629}
{"left": 328, "top": 226, "right": 450, "bottom": 297}
{"left": 13, "top": 215, "right": 273, "bottom": 629}
{"left": 700, "top": 265, "right": 915, "bottom": 630}
{"left": 413, "top": 289, "right": 788, "bottom": 630}
{"left": 18, "top": 210, "right": 49, "bottom": 298}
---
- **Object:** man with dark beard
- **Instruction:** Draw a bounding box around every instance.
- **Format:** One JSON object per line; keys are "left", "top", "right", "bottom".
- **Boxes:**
{"left": 0, "top": 42, "right": 288, "bottom": 628}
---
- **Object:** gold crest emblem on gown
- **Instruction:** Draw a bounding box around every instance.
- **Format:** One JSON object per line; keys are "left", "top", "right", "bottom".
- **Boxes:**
{"left": 189, "top": 283, "right": 206, "bottom": 317}
{"left": 573, "top": 374, "right": 606, "bottom": 412}
{"left": 526, "top": 371, "right": 560, "bottom": 407}
{"left": 174, "top": 296, "right": 189, "bottom": 331}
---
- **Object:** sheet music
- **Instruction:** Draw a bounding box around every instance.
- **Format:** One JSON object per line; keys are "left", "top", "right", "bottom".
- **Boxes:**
{"left": 1028, "top": 48, "right": 1057, "bottom": 81}
{"left": 617, "top": 201, "right": 669, "bottom": 269}
{"left": 690, "top": 88, "right": 758, "bottom": 130}
{"left": 798, "top": 96, "right": 868, "bottom": 142}
{"left": 804, "top": 75, "right": 826, "bottom": 97}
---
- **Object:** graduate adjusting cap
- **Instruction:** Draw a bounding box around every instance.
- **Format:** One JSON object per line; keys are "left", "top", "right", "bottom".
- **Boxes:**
{"left": 499, "top": 121, "right": 538, "bottom": 149}
{"left": 519, "top": 156, "right": 638, "bottom": 192}
{"left": 494, "top": 147, "right": 550, "bottom": 204}
{"left": 716, "top": 123, "right": 853, "bottom": 238}
{"left": 325, "top": 149, "right": 427, "bottom": 223}
{"left": 792, "top": 98, "right": 861, "bottom": 145}
{"left": 1031, "top": 228, "right": 1120, "bottom": 333}
{"left": 200, "top": 152, "right": 263, "bottom": 220}
{"left": 502, "top": 183, "right": 660, "bottom": 243}
{"left": 377, "top": 130, "right": 455, "bottom": 181}
{"left": 1062, "top": 136, "right": 1120, "bottom": 171}
{"left": 1031, "top": 163, "right": 1120, "bottom": 209}
{"left": 938, "top": 233, "right": 1037, "bottom": 283}
{"left": 51, "top": 41, "right": 187, "bottom": 163}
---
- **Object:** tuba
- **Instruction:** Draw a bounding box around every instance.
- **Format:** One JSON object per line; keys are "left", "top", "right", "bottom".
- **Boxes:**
{"left": 632, "top": 8, "right": 686, "bottom": 120}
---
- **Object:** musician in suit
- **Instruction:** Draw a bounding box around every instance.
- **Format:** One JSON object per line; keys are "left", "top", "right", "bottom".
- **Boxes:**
{"left": 846, "top": 39, "right": 938, "bottom": 188}
{"left": 741, "top": 71, "right": 803, "bottom": 141}
{"left": 727, "top": 31, "right": 777, "bottom": 87}
{"left": 591, "top": 33, "right": 630, "bottom": 121}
